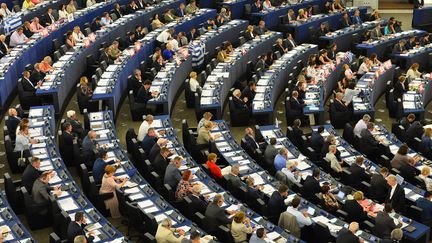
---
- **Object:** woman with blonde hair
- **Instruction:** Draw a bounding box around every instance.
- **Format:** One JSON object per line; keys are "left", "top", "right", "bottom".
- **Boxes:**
{"left": 244, "top": 25, "right": 255, "bottom": 41}
{"left": 40, "top": 56, "right": 54, "bottom": 73}
{"left": 231, "top": 211, "right": 253, "bottom": 242}
{"left": 79, "top": 76, "right": 93, "bottom": 97}
{"left": 189, "top": 71, "right": 201, "bottom": 93}
{"left": 297, "top": 9, "right": 308, "bottom": 21}
{"left": 419, "top": 166, "right": 432, "bottom": 191}
{"left": 332, "top": 0, "right": 344, "bottom": 12}
{"left": 99, "top": 165, "right": 128, "bottom": 218}
{"left": 406, "top": 63, "right": 421, "bottom": 80}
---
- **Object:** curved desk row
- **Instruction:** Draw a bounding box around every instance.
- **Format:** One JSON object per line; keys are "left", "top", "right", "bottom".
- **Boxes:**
{"left": 200, "top": 32, "right": 282, "bottom": 119}
{"left": 319, "top": 20, "right": 385, "bottom": 52}
{"left": 401, "top": 78, "right": 432, "bottom": 118}
{"left": 90, "top": 8, "right": 218, "bottom": 117}
{"left": 352, "top": 62, "right": 395, "bottom": 119}
{"left": 285, "top": 7, "right": 366, "bottom": 43}
{"left": 28, "top": 106, "right": 125, "bottom": 242}
{"left": 0, "top": 191, "right": 33, "bottom": 242}
{"left": 87, "top": 111, "right": 212, "bottom": 241}
{"left": 311, "top": 124, "right": 430, "bottom": 242}
{"left": 211, "top": 121, "right": 380, "bottom": 241}
{"left": 393, "top": 43, "right": 432, "bottom": 71}
{"left": 250, "top": 0, "right": 322, "bottom": 29}
{"left": 252, "top": 43, "right": 318, "bottom": 124}
{"left": 356, "top": 29, "right": 426, "bottom": 60}
{"left": 0, "top": 0, "right": 130, "bottom": 109}
{"left": 34, "top": 0, "right": 185, "bottom": 114}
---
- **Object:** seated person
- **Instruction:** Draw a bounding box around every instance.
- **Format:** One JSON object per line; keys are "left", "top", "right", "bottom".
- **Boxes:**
{"left": 349, "top": 156, "right": 371, "bottom": 186}
{"left": 336, "top": 222, "right": 362, "bottom": 242}
{"left": 340, "top": 12, "right": 352, "bottom": 28}
{"left": 321, "top": 185, "right": 340, "bottom": 212}
{"left": 318, "top": 49, "right": 332, "bottom": 65}
{"left": 416, "top": 191, "right": 432, "bottom": 224}
{"left": 92, "top": 151, "right": 120, "bottom": 184}
{"left": 332, "top": 0, "right": 344, "bottom": 12}
{"left": 392, "top": 39, "right": 408, "bottom": 55}
{"left": 357, "top": 58, "right": 372, "bottom": 75}
{"left": 384, "top": 22, "right": 396, "bottom": 35}
{"left": 205, "top": 194, "right": 234, "bottom": 232}
{"left": 232, "top": 89, "right": 251, "bottom": 113}
{"left": 310, "top": 126, "right": 324, "bottom": 151}
{"left": 99, "top": 165, "right": 128, "bottom": 218}
{"left": 164, "top": 156, "right": 183, "bottom": 189}
{"left": 406, "top": 63, "right": 421, "bottom": 80}
{"left": 225, "top": 165, "right": 242, "bottom": 189}
{"left": 155, "top": 218, "right": 185, "bottom": 242}
{"left": 245, "top": 176, "right": 264, "bottom": 200}
{"left": 240, "top": 82, "right": 256, "bottom": 106}
{"left": 399, "top": 113, "right": 416, "bottom": 131}
{"left": 206, "top": 153, "right": 223, "bottom": 179}
{"left": 267, "top": 184, "right": 289, "bottom": 221}
{"left": 343, "top": 191, "right": 367, "bottom": 223}
{"left": 297, "top": 9, "right": 308, "bottom": 21}
{"left": 391, "top": 144, "right": 419, "bottom": 170}
{"left": 286, "top": 196, "right": 313, "bottom": 228}
{"left": 353, "top": 114, "right": 371, "bottom": 138}
{"left": 254, "top": 20, "right": 268, "bottom": 35}
{"left": 32, "top": 172, "right": 62, "bottom": 211}
{"left": 406, "top": 35, "right": 418, "bottom": 49}
{"left": 302, "top": 168, "right": 321, "bottom": 200}
{"left": 197, "top": 121, "right": 221, "bottom": 146}
{"left": 141, "top": 128, "right": 158, "bottom": 154}
{"left": 128, "top": 69, "right": 143, "bottom": 96}
{"left": 326, "top": 145, "right": 344, "bottom": 174}
{"left": 421, "top": 33, "right": 430, "bottom": 46}
{"left": 67, "top": 212, "right": 95, "bottom": 243}
{"left": 251, "top": 0, "right": 262, "bottom": 13}
{"left": 333, "top": 92, "right": 350, "bottom": 112}
{"left": 316, "top": 22, "right": 329, "bottom": 37}
{"left": 274, "top": 148, "right": 289, "bottom": 172}
{"left": 286, "top": 9, "right": 296, "bottom": 23}
{"left": 370, "top": 24, "right": 383, "bottom": 40}
{"left": 262, "top": 0, "right": 273, "bottom": 11}
{"left": 422, "top": 128, "right": 432, "bottom": 155}
{"left": 275, "top": 38, "right": 288, "bottom": 55}
{"left": 351, "top": 10, "right": 362, "bottom": 25}
{"left": 136, "top": 80, "right": 159, "bottom": 104}
{"left": 244, "top": 25, "right": 256, "bottom": 41}
{"left": 281, "top": 160, "right": 302, "bottom": 184}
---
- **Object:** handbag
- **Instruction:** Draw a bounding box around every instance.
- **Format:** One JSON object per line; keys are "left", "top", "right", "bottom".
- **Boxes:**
{"left": 17, "top": 150, "right": 26, "bottom": 167}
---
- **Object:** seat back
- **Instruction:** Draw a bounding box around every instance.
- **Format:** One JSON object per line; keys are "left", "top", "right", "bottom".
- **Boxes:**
{"left": 125, "top": 128, "right": 137, "bottom": 154}
{"left": 4, "top": 173, "right": 23, "bottom": 214}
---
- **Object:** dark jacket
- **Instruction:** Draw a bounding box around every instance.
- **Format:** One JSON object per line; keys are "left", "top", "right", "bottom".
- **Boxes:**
{"left": 302, "top": 175, "right": 321, "bottom": 201}
{"left": 370, "top": 174, "right": 390, "bottom": 203}
{"left": 374, "top": 211, "right": 399, "bottom": 239}
{"left": 164, "top": 163, "right": 182, "bottom": 188}
{"left": 6, "top": 116, "right": 20, "bottom": 140}
{"left": 152, "top": 153, "right": 168, "bottom": 177}
{"left": 22, "top": 164, "right": 42, "bottom": 193}
{"left": 416, "top": 197, "right": 432, "bottom": 221}
{"left": 92, "top": 158, "right": 115, "bottom": 184}
{"left": 310, "top": 131, "right": 324, "bottom": 152}
{"left": 342, "top": 199, "right": 367, "bottom": 223}
{"left": 141, "top": 135, "right": 157, "bottom": 154}
{"left": 204, "top": 203, "right": 232, "bottom": 232}
{"left": 189, "top": 194, "right": 207, "bottom": 213}
{"left": 336, "top": 228, "right": 360, "bottom": 243}
{"left": 67, "top": 221, "right": 94, "bottom": 243}
{"left": 267, "top": 191, "right": 287, "bottom": 220}
{"left": 348, "top": 163, "right": 371, "bottom": 185}
{"left": 385, "top": 185, "right": 406, "bottom": 213}
{"left": 136, "top": 86, "right": 153, "bottom": 104}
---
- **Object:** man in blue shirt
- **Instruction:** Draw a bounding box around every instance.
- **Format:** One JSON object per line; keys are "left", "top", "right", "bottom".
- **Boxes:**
{"left": 351, "top": 9, "right": 362, "bottom": 25}
{"left": 274, "top": 148, "right": 289, "bottom": 171}
{"left": 416, "top": 191, "right": 432, "bottom": 224}
{"left": 141, "top": 127, "right": 158, "bottom": 154}
{"left": 92, "top": 151, "right": 120, "bottom": 183}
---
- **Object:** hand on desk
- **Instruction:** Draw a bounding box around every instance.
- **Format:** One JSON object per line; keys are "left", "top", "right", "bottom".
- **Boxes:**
{"left": 176, "top": 228, "right": 185, "bottom": 236}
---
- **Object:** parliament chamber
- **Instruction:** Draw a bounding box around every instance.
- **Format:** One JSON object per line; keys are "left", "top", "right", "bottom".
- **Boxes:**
{"left": 0, "top": 0, "right": 432, "bottom": 242}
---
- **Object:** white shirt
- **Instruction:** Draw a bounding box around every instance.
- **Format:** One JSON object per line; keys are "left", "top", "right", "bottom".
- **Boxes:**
{"left": 286, "top": 206, "right": 312, "bottom": 228}
{"left": 168, "top": 38, "right": 179, "bottom": 51}
{"left": 137, "top": 121, "right": 153, "bottom": 141}
{"left": 58, "top": 9, "right": 68, "bottom": 19}
{"left": 389, "top": 185, "right": 397, "bottom": 199}
{"left": 156, "top": 30, "right": 171, "bottom": 43}
{"left": 86, "top": 0, "right": 96, "bottom": 7}
{"left": 101, "top": 17, "right": 113, "bottom": 26}
{"left": 0, "top": 7, "right": 12, "bottom": 17}
{"left": 189, "top": 78, "right": 200, "bottom": 92}
{"left": 353, "top": 119, "right": 367, "bottom": 138}
{"left": 9, "top": 31, "right": 26, "bottom": 47}
{"left": 281, "top": 168, "right": 301, "bottom": 183}
{"left": 72, "top": 32, "right": 85, "bottom": 42}
{"left": 262, "top": 1, "right": 273, "bottom": 11}
{"left": 357, "top": 62, "right": 369, "bottom": 75}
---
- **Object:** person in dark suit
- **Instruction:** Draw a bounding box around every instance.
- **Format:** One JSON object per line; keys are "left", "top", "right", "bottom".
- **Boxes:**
{"left": 241, "top": 82, "right": 257, "bottom": 106}
{"left": 42, "top": 7, "right": 57, "bottom": 26}
{"left": 164, "top": 156, "right": 182, "bottom": 189}
{"left": 244, "top": 127, "right": 266, "bottom": 151}
{"left": 351, "top": 10, "right": 362, "bottom": 25}
{"left": 232, "top": 89, "right": 251, "bottom": 113}
{"left": 246, "top": 176, "right": 264, "bottom": 200}
{"left": 125, "top": 0, "right": 138, "bottom": 14}
{"left": 414, "top": 0, "right": 424, "bottom": 9}
{"left": 251, "top": 0, "right": 262, "bottom": 13}
{"left": 6, "top": 108, "right": 21, "bottom": 140}
{"left": 399, "top": 162, "right": 418, "bottom": 183}
{"left": 416, "top": 191, "right": 432, "bottom": 225}
{"left": 92, "top": 151, "right": 119, "bottom": 184}
{"left": 124, "top": 32, "right": 136, "bottom": 47}
{"left": 291, "top": 119, "right": 304, "bottom": 148}
{"left": 177, "top": 2, "right": 186, "bottom": 17}
{"left": 21, "top": 70, "right": 38, "bottom": 94}
{"left": 275, "top": 38, "right": 287, "bottom": 55}
{"left": 374, "top": 203, "right": 402, "bottom": 239}
{"left": 82, "top": 130, "right": 97, "bottom": 165}
{"left": 286, "top": 33, "right": 297, "bottom": 51}
{"left": 23, "top": 21, "right": 33, "bottom": 38}
{"left": 152, "top": 147, "right": 170, "bottom": 177}
{"left": 149, "top": 138, "right": 168, "bottom": 162}
{"left": 128, "top": 69, "right": 142, "bottom": 96}
{"left": 385, "top": 175, "right": 406, "bottom": 213}
{"left": 392, "top": 39, "right": 407, "bottom": 55}
{"left": 336, "top": 222, "right": 361, "bottom": 243}
{"left": 99, "top": 47, "right": 114, "bottom": 65}
{"left": 205, "top": 194, "right": 234, "bottom": 232}
{"left": 359, "top": 122, "right": 385, "bottom": 159}
{"left": 141, "top": 128, "right": 158, "bottom": 154}
{"left": 370, "top": 167, "right": 390, "bottom": 203}
{"left": 186, "top": 27, "right": 199, "bottom": 42}
{"left": 316, "top": 22, "right": 329, "bottom": 37}
{"left": 90, "top": 17, "right": 102, "bottom": 32}
{"left": 348, "top": 156, "right": 371, "bottom": 187}
{"left": 302, "top": 168, "right": 321, "bottom": 201}
{"left": 65, "top": 110, "right": 85, "bottom": 139}
{"left": 340, "top": 12, "right": 352, "bottom": 28}
{"left": 370, "top": 24, "right": 383, "bottom": 40}
{"left": 67, "top": 211, "right": 95, "bottom": 243}
{"left": 189, "top": 184, "right": 208, "bottom": 213}
{"left": 393, "top": 75, "right": 408, "bottom": 101}
{"left": 328, "top": 43, "right": 337, "bottom": 60}
{"left": 22, "top": 157, "right": 43, "bottom": 193}
{"left": 406, "top": 35, "right": 417, "bottom": 50}
{"left": 225, "top": 165, "right": 243, "bottom": 189}
{"left": 334, "top": 92, "right": 350, "bottom": 112}
{"left": 113, "top": 3, "right": 123, "bottom": 19}
{"left": 32, "top": 172, "right": 62, "bottom": 212}
{"left": 421, "top": 33, "right": 430, "bottom": 46}
{"left": 244, "top": 25, "right": 256, "bottom": 41}
{"left": 254, "top": 20, "right": 268, "bottom": 35}
{"left": 310, "top": 126, "right": 324, "bottom": 152}
{"left": 136, "top": 80, "right": 159, "bottom": 103}
{"left": 399, "top": 113, "right": 415, "bottom": 131}
{"left": 267, "top": 184, "right": 288, "bottom": 222}
{"left": 405, "top": 121, "right": 423, "bottom": 141}
{"left": 60, "top": 122, "right": 75, "bottom": 166}
{"left": 30, "top": 63, "right": 46, "bottom": 85}
{"left": 289, "top": 91, "right": 305, "bottom": 123}
{"left": 343, "top": 191, "right": 367, "bottom": 223}
{"left": 255, "top": 55, "right": 268, "bottom": 71}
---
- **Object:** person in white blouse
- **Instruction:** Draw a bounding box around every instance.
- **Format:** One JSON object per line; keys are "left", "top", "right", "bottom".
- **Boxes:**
{"left": 137, "top": 114, "right": 155, "bottom": 141}
{"left": 353, "top": 114, "right": 370, "bottom": 138}
{"left": 0, "top": 3, "right": 12, "bottom": 18}
{"left": 58, "top": 4, "right": 69, "bottom": 20}
{"left": 72, "top": 26, "right": 85, "bottom": 42}
{"left": 281, "top": 161, "right": 302, "bottom": 184}
{"left": 342, "top": 82, "right": 359, "bottom": 104}
{"left": 188, "top": 71, "right": 201, "bottom": 93}
{"left": 101, "top": 12, "right": 113, "bottom": 26}
{"left": 86, "top": 0, "right": 96, "bottom": 7}
{"left": 420, "top": 166, "right": 432, "bottom": 192}
{"left": 9, "top": 27, "right": 27, "bottom": 47}
{"left": 357, "top": 58, "right": 372, "bottom": 75}
{"left": 262, "top": 0, "right": 273, "bottom": 11}
{"left": 286, "top": 197, "right": 313, "bottom": 228}
{"left": 168, "top": 36, "right": 179, "bottom": 51}
{"left": 343, "top": 64, "right": 355, "bottom": 80}
{"left": 326, "top": 145, "right": 343, "bottom": 173}
{"left": 406, "top": 63, "right": 421, "bottom": 80}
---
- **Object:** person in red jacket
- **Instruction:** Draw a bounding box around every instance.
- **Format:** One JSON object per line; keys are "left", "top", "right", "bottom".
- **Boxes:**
{"left": 206, "top": 153, "right": 222, "bottom": 179}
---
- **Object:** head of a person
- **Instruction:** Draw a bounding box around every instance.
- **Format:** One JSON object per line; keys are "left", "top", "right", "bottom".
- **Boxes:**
{"left": 291, "top": 196, "right": 301, "bottom": 208}
{"left": 105, "top": 165, "right": 116, "bottom": 176}
{"left": 279, "top": 147, "right": 288, "bottom": 159}
{"left": 67, "top": 110, "right": 76, "bottom": 119}
{"left": 256, "top": 228, "right": 266, "bottom": 239}
{"left": 246, "top": 176, "right": 255, "bottom": 187}
{"left": 8, "top": 108, "right": 17, "bottom": 117}
{"left": 325, "top": 135, "right": 336, "bottom": 144}
{"left": 233, "top": 89, "right": 241, "bottom": 98}
{"left": 156, "top": 138, "right": 168, "bottom": 148}
{"left": 386, "top": 175, "right": 397, "bottom": 187}
{"left": 160, "top": 147, "right": 170, "bottom": 157}
{"left": 292, "top": 90, "right": 299, "bottom": 99}
{"left": 355, "top": 156, "right": 364, "bottom": 166}
{"left": 425, "top": 191, "right": 432, "bottom": 200}
{"left": 212, "top": 194, "right": 224, "bottom": 206}
{"left": 293, "top": 119, "right": 301, "bottom": 128}
{"left": 161, "top": 218, "right": 172, "bottom": 228}
{"left": 245, "top": 127, "right": 254, "bottom": 136}
{"left": 349, "top": 222, "right": 359, "bottom": 234}
{"left": 367, "top": 122, "right": 374, "bottom": 131}
{"left": 231, "top": 165, "right": 240, "bottom": 176}
{"left": 75, "top": 211, "right": 85, "bottom": 223}
{"left": 362, "top": 114, "right": 371, "bottom": 123}
{"left": 384, "top": 203, "right": 393, "bottom": 213}
{"left": 182, "top": 169, "right": 192, "bottom": 181}
{"left": 312, "top": 168, "right": 320, "bottom": 179}
{"left": 74, "top": 235, "right": 86, "bottom": 243}
{"left": 192, "top": 184, "right": 201, "bottom": 195}
{"left": 189, "top": 231, "right": 200, "bottom": 242}
{"left": 233, "top": 211, "right": 246, "bottom": 223}
{"left": 259, "top": 20, "right": 265, "bottom": 28}
{"left": 390, "top": 228, "right": 403, "bottom": 241}
{"left": 329, "top": 145, "right": 337, "bottom": 154}
{"left": 143, "top": 80, "right": 152, "bottom": 89}
{"left": 190, "top": 71, "right": 197, "bottom": 80}
{"left": 39, "top": 172, "right": 51, "bottom": 183}
{"left": 203, "top": 112, "right": 213, "bottom": 122}
{"left": 30, "top": 157, "right": 41, "bottom": 169}
{"left": 269, "top": 137, "right": 277, "bottom": 145}
{"left": 353, "top": 191, "right": 364, "bottom": 201}
{"left": 335, "top": 92, "right": 343, "bottom": 101}
{"left": 397, "top": 144, "right": 409, "bottom": 155}
{"left": 298, "top": 9, "right": 304, "bottom": 15}
{"left": 278, "top": 184, "right": 289, "bottom": 197}
{"left": 99, "top": 150, "right": 108, "bottom": 159}
{"left": 208, "top": 153, "right": 217, "bottom": 163}
{"left": 425, "top": 128, "right": 432, "bottom": 138}
{"left": 380, "top": 167, "right": 389, "bottom": 177}
{"left": 63, "top": 122, "right": 72, "bottom": 132}
{"left": 407, "top": 113, "right": 416, "bottom": 123}
{"left": 172, "top": 156, "right": 183, "bottom": 168}
{"left": 87, "top": 130, "right": 96, "bottom": 140}
{"left": 203, "top": 120, "right": 212, "bottom": 130}
{"left": 147, "top": 127, "right": 156, "bottom": 137}
{"left": 286, "top": 161, "right": 296, "bottom": 170}
{"left": 79, "top": 76, "right": 88, "bottom": 86}
{"left": 134, "top": 69, "right": 141, "bottom": 78}
{"left": 247, "top": 25, "right": 254, "bottom": 33}
{"left": 399, "top": 39, "right": 406, "bottom": 46}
